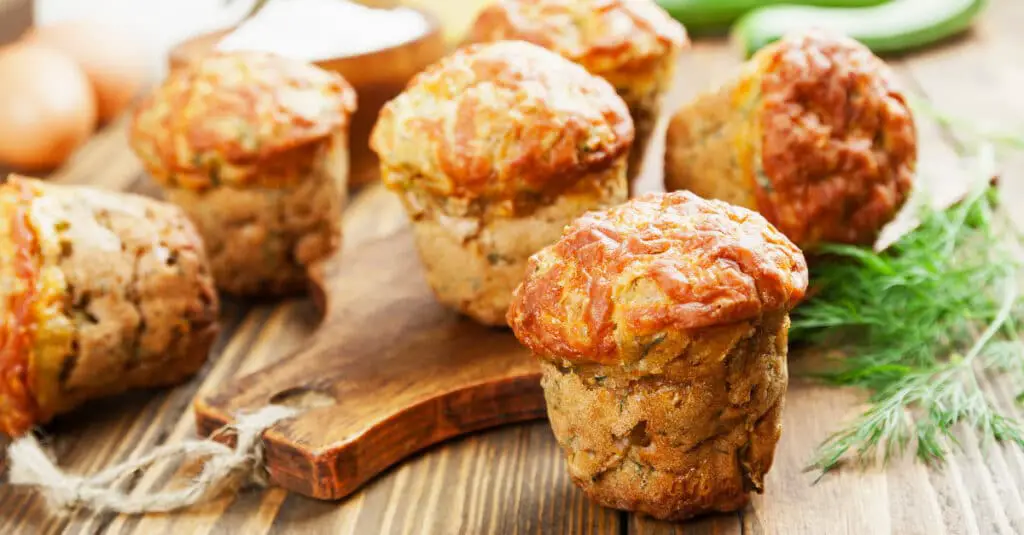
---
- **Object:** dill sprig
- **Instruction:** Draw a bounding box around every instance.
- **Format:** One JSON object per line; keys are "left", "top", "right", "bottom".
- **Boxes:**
{"left": 793, "top": 147, "right": 1024, "bottom": 474}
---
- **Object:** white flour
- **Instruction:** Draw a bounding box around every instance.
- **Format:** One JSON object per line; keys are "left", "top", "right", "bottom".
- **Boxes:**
{"left": 217, "top": 0, "right": 431, "bottom": 61}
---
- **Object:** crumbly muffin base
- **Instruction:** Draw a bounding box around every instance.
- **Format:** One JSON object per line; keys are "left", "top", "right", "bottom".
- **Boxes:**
{"left": 23, "top": 183, "right": 219, "bottom": 422}
{"left": 403, "top": 161, "right": 627, "bottom": 326}
{"left": 664, "top": 68, "right": 762, "bottom": 212}
{"left": 540, "top": 312, "right": 789, "bottom": 521}
{"left": 167, "top": 133, "right": 348, "bottom": 296}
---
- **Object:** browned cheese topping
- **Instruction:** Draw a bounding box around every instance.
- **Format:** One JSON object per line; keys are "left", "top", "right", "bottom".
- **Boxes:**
{"left": 131, "top": 51, "right": 356, "bottom": 190}
{"left": 370, "top": 40, "right": 634, "bottom": 206}
{"left": 466, "top": 0, "right": 686, "bottom": 84}
{"left": 508, "top": 191, "right": 808, "bottom": 365}
{"left": 755, "top": 30, "right": 916, "bottom": 246}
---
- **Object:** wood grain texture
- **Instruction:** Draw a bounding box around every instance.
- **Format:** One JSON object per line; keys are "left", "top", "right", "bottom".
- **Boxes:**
{"left": 195, "top": 225, "right": 546, "bottom": 500}
{"left": 2, "top": 1, "right": 1024, "bottom": 533}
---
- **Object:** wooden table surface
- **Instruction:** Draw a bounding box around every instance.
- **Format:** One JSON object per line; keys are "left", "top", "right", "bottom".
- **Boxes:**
{"left": 4, "top": 2, "right": 1024, "bottom": 533}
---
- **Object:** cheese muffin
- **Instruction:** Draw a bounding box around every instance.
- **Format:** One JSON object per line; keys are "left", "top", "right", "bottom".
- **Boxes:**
{"left": 130, "top": 51, "right": 357, "bottom": 296}
{"left": 466, "top": 0, "right": 686, "bottom": 184}
{"left": 508, "top": 191, "right": 808, "bottom": 520}
{"left": 0, "top": 176, "right": 218, "bottom": 437}
{"left": 665, "top": 30, "right": 915, "bottom": 249}
{"left": 370, "top": 41, "right": 633, "bottom": 326}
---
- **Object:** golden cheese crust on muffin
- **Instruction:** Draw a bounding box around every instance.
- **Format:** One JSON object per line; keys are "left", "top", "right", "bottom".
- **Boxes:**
{"left": 665, "top": 30, "right": 915, "bottom": 248}
{"left": 131, "top": 51, "right": 353, "bottom": 296}
{"left": 131, "top": 51, "right": 357, "bottom": 190}
{"left": 371, "top": 40, "right": 632, "bottom": 325}
{"left": 757, "top": 31, "right": 915, "bottom": 246}
{"left": 466, "top": 0, "right": 686, "bottom": 85}
{"left": 465, "top": 0, "right": 686, "bottom": 183}
{"left": 370, "top": 40, "right": 633, "bottom": 205}
{"left": 508, "top": 191, "right": 807, "bottom": 364}
{"left": 0, "top": 176, "right": 218, "bottom": 436}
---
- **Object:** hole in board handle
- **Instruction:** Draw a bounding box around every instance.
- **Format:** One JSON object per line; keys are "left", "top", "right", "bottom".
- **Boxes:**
{"left": 269, "top": 386, "right": 337, "bottom": 410}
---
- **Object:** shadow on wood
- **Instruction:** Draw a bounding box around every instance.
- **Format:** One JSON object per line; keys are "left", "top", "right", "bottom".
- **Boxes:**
{"left": 193, "top": 229, "right": 545, "bottom": 500}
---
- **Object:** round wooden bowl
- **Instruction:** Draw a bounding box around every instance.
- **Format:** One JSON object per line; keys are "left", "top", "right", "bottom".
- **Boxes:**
{"left": 167, "top": 8, "right": 447, "bottom": 187}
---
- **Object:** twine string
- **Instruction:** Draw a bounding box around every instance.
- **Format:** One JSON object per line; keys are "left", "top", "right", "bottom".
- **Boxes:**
{"left": 6, "top": 405, "right": 298, "bottom": 515}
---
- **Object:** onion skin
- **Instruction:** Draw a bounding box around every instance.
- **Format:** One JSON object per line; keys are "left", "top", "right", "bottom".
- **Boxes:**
{"left": 0, "top": 43, "right": 98, "bottom": 171}
{"left": 24, "top": 22, "right": 150, "bottom": 124}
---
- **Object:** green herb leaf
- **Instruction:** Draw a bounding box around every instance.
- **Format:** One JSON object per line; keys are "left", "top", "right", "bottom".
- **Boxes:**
{"left": 795, "top": 151, "right": 1024, "bottom": 475}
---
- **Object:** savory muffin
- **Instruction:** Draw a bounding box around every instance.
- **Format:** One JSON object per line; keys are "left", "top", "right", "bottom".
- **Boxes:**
{"left": 370, "top": 40, "right": 633, "bottom": 326}
{"left": 0, "top": 175, "right": 219, "bottom": 437}
{"left": 130, "top": 51, "right": 357, "bottom": 296}
{"left": 507, "top": 191, "right": 808, "bottom": 520}
{"left": 466, "top": 0, "right": 686, "bottom": 184}
{"left": 664, "top": 30, "right": 915, "bottom": 249}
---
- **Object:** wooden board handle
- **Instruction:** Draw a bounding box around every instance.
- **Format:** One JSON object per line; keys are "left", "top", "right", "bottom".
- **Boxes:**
{"left": 194, "top": 230, "right": 545, "bottom": 500}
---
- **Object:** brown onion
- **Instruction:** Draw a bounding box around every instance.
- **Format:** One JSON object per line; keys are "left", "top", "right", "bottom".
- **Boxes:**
{"left": 0, "top": 43, "right": 98, "bottom": 171}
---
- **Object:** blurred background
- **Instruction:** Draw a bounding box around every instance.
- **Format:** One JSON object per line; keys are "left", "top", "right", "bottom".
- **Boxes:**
{"left": 0, "top": 0, "right": 486, "bottom": 76}
{"left": 0, "top": 0, "right": 991, "bottom": 179}
{"left": 4, "top": 0, "right": 247, "bottom": 70}
{"left": 0, "top": 0, "right": 496, "bottom": 178}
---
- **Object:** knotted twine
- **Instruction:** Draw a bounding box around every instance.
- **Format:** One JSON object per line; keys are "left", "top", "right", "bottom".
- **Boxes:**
{"left": 6, "top": 405, "right": 298, "bottom": 514}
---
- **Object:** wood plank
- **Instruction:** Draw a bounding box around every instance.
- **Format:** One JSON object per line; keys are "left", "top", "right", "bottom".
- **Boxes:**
{"left": 874, "top": 47, "right": 1014, "bottom": 535}
{"left": 90, "top": 302, "right": 317, "bottom": 535}
{"left": 324, "top": 421, "right": 621, "bottom": 535}
{"left": 896, "top": 0, "right": 1024, "bottom": 228}
{"left": 194, "top": 225, "right": 546, "bottom": 501}
{"left": 890, "top": 4, "right": 1024, "bottom": 535}
{"left": 745, "top": 380, "right": 891, "bottom": 535}
{"left": 103, "top": 423, "right": 622, "bottom": 535}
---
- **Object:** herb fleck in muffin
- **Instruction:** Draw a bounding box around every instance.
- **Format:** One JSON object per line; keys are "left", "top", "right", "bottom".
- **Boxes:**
{"left": 0, "top": 175, "right": 218, "bottom": 437}
{"left": 370, "top": 40, "right": 633, "bottom": 326}
{"left": 508, "top": 191, "right": 808, "bottom": 521}
{"left": 467, "top": 0, "right": 687, "bottom": 184}
{"left": 130, "top": 51, "right": 357, "bottom": 296}
{"left": 665, "top": 30, "right": 916, "bottom": 249}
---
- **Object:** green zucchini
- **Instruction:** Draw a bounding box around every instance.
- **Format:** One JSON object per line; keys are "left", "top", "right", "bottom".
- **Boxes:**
{"left": 655, "top": 0, "right": 889, "bottom": 34}
{"left": 732, "top": 0, "right": 986, "bottom": 57}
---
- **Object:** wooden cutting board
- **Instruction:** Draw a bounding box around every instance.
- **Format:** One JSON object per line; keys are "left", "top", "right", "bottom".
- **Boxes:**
{"left": 193, "top": 203, "right": 546, "bottom": 500}
{"left": 189, "top": 129, "right": 977, "bottom": 505}
{"left": 189, "top": 0, "right": 985, "bottom": 499}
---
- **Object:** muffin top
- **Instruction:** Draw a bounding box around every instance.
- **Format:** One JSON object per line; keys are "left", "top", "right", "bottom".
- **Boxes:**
{"left": 466, "top": 0, "right": 686, "bottom": 79}
{"left": 755, "top": 30, "right": 916, "bottom": 247}
{"left": 507, "top": 191, "right": 808, "bottom": 365}
{"left": 130, "top": 51, "right": 357, "bottom": 190}
{"left": 370, "top": 40, "right": 633, "bottom": 202}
